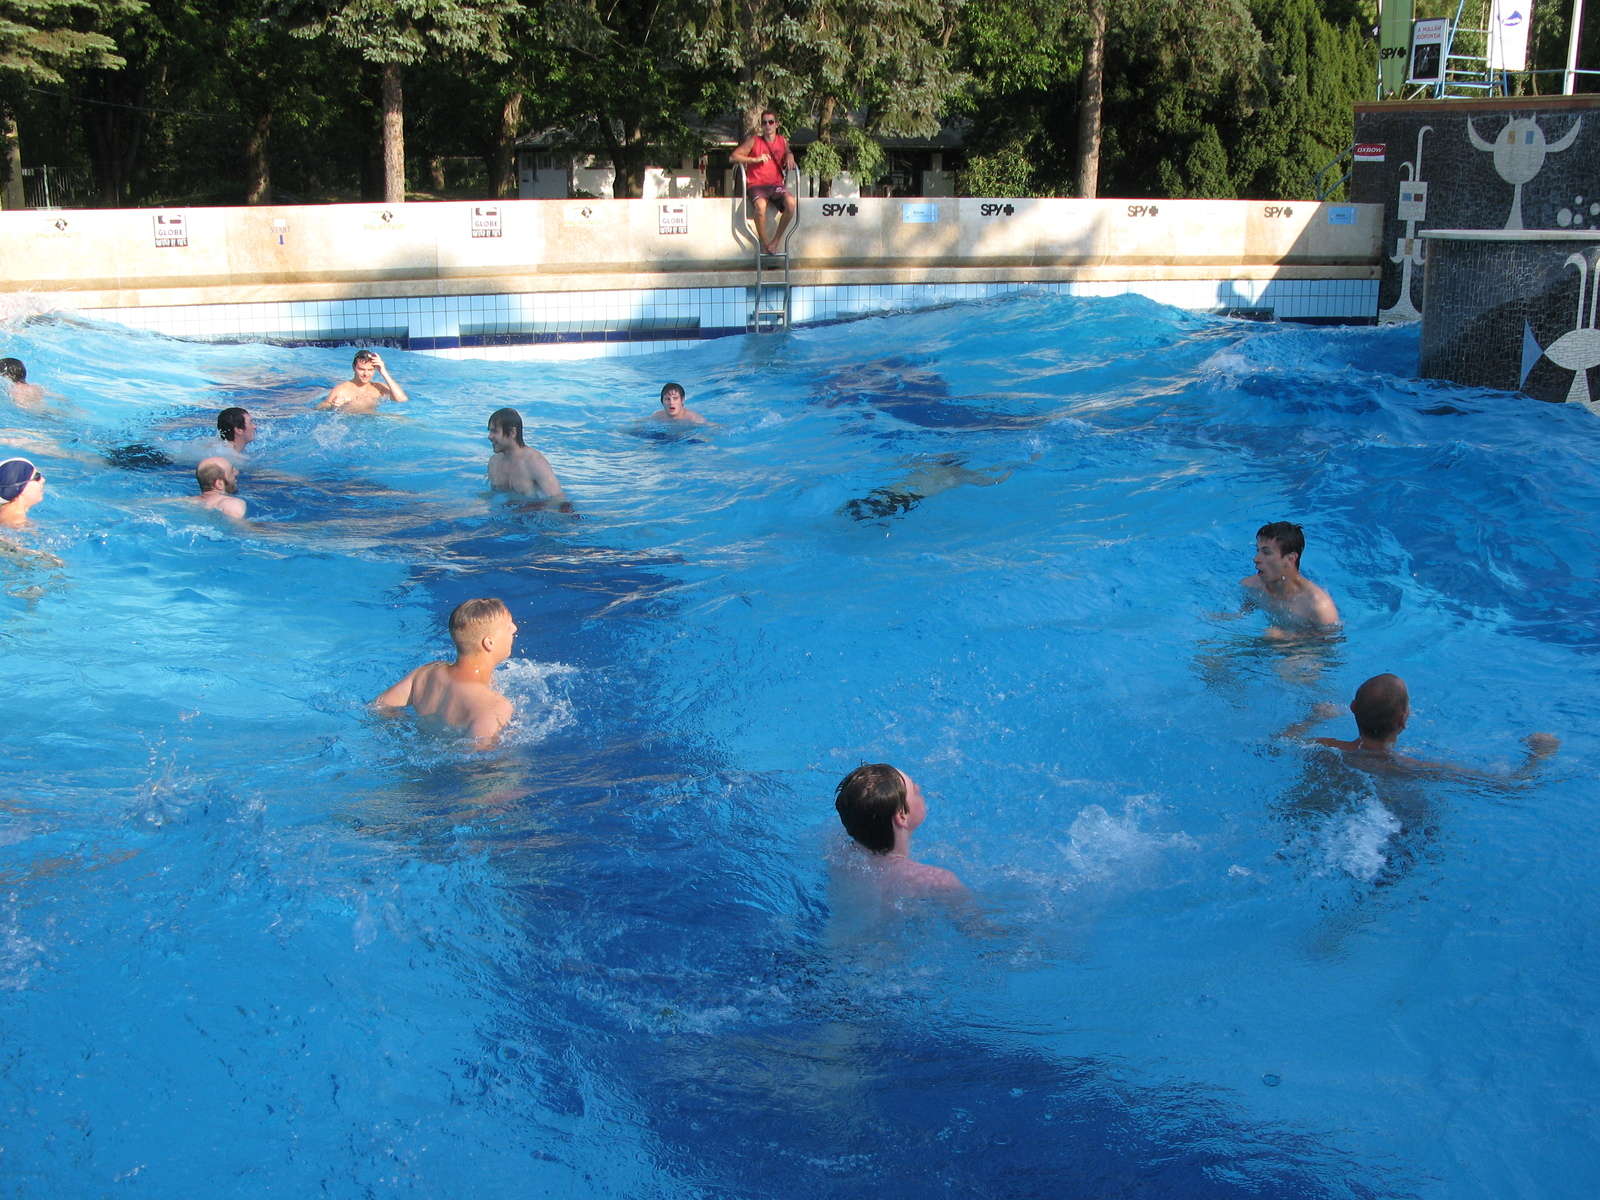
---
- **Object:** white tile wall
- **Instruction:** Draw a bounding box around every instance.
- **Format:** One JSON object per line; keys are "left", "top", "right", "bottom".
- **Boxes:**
{"left": 78, "top": 278, "right": 1379, "bottom": 360}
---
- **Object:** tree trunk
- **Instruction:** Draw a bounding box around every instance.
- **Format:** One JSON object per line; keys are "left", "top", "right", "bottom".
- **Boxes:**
{"left": 494, "top": 90, "right": 523, "bottom": 198}
{"left": 381, "top": 60, "right": 405, "bottom": 204}
{"left": 1, "top": 111, "right": 23, "bottom": 210}
{"left": 245, "top": 108, "right": 272, "bottom": 205}
{"left": 816, "top": 94, "right": 837, "bottom": 198}
{"left": 1076, "top": 0, "right": 1106, "bottom": 199}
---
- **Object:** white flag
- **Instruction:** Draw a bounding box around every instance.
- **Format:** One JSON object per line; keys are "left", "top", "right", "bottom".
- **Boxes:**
{"left": 1488, "top": 0, "right": 1531, "bottom": 71}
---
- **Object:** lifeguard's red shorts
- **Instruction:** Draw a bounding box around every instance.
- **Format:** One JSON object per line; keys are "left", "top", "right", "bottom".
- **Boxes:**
{"left": 748, "top": 185, "right": 791, "bottom": 204}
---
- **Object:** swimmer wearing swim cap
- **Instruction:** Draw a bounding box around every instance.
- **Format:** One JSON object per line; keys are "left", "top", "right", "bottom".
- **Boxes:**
{"left": 834, "top": 763, "right": 965, "bottom": 894}
{"left": 0, "top": 457, "right": 46, "bottom": 528}
{"left": 193, "top": 456, "right": 247, "bottom": 518}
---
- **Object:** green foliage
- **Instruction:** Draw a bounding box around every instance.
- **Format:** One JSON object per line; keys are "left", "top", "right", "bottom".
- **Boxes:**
{"left": 284, "top": 0, "right": 519, "bottom": 65}
{"left": 802, "top": 138, "right": 841, "bottom": 180}
{"left": 0, "top": 0, "right": 142, "bottom": 82}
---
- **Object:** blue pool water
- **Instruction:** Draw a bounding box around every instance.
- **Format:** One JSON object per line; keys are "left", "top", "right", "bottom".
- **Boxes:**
{"left": 2, "top": 293, "right": 1598, "bottom": 1198}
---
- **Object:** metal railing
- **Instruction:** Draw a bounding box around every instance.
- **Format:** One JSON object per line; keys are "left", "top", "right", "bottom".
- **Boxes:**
{"left": 735, "top": 163, "right": 802, "bottom": 334}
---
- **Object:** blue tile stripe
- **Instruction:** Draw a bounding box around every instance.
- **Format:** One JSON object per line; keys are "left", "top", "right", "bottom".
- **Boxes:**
{"left": 80, "top": 279, "right": 1380, "bottom": 358}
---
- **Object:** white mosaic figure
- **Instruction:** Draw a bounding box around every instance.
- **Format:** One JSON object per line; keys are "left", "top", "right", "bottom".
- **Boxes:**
{"left": 1541, "top": 249, "right": 1600, "bottom": 408}
{"left": 1379, "top": 125, "right": 1433, "bottom": 324}
{"left": 1466, "top": 116, "right": 1582, "bottom": 230}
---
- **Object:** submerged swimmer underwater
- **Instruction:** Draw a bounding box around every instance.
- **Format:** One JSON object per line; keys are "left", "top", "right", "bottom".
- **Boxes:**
{"left": 1, "top": 291, "right": 1598, "bottom": 1197}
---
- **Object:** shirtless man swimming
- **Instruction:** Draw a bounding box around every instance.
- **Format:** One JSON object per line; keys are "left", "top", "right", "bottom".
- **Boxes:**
{"left": 834, "top": 762, "right": 965, "bottom": 895}
{"left": 1, "top": 359, "right": 45, "bottom": 407}
{"left": 216, "top": 407, "right": 256, "bottom": 460}
{"left": 318, "top": 350, "right": 408, "bottom": 413}
{"left": 374, "top": 597, "right": 518, "bottom": 747}
{"left": 192, "top": 456, "right": 246, "bottom": 518}
{"left": 653, "top": 382, "right": 706, "bottom": 425}
{"left": 1286, "top": 672, "right": 1559, "bottom": 775}
{"left": 487, "top": 407, "right": 571, "bottom": 510}
{"left": 0, "top": 457, "right": 45, "bottom": 529}
{"left": 1241, "top": 520, "right": 1339, "bottom": 635}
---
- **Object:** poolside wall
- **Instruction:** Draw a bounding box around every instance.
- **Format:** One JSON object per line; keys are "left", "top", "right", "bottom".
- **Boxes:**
{"left": 0, "top": 198, "right": 1384, "bottom": 357}
{"left": 1352, "top": 95, "right": 1600, "bottom": 324}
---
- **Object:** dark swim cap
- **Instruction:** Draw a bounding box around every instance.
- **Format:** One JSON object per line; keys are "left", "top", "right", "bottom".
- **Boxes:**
{"left": 0, "top": 457, "right": 39, "bottom": 502}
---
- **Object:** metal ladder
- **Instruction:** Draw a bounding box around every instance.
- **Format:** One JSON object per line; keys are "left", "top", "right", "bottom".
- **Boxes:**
{"left": 738, "top": 164, "right": 800, "bottom": 334}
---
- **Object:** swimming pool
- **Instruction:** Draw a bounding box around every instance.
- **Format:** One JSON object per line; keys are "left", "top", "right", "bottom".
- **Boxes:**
{"left": 1, "top": 292, "right": 1596, "bottom": 1197}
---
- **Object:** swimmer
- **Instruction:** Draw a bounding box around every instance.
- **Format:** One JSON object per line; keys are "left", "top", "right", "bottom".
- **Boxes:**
{"left": 374, "top": 597, "right": 518, "bottom": 747}
{"left": 1285, "top": 673, "right": 1559, "bottom": 775}
{"left": 192, "top": 456, "right": 247, "bottom": 518}
{"left": 318, "top": 350, "right": 408, "bottom": 412}
{"left": 1, "top": 358, "right": 45, "bottom": 406}
{"left": 835, "top": 763, "right": 965, "bottom": 894}
{"left": 216, "top": 407, "right": 256, "bottom": 458}
{"left": 1239, "top": 520, "right": 1339, "bottom": 636}
{"left": 653, "top": 382, "right": 706, "bottom": 425}
{"left": 486, "top": 407, "right": 572, "bottom": 510}
{"left": 0, "top": 457, "right": 46, "bottom": 529}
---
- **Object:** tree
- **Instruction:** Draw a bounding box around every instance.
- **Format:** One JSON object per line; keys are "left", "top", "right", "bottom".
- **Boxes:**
{"left": 0, "top": 0, "right": 142, "bottom": 206}
{"left": 284, "top": 0, "right": 519, "bottom": 202}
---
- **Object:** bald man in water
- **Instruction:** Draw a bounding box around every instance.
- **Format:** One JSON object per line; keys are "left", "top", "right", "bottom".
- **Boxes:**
{"left": 192, "top": 457, "right": 247, "bottom": 518}
{"left": 1288, "top": 673, "right": 1558, "bottom": 775}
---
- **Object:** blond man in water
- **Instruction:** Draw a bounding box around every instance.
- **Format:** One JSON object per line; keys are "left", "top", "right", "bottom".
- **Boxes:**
{"left": 319, "top": 350, "right": 408, "bottom": 413}
{"left": 374, "top": 598, "right": 518, "bottom": 746}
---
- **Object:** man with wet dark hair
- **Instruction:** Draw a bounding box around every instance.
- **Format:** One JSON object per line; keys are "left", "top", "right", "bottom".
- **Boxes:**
{"left": 486, "top": 407, "right": 571, "bottom": 510}
{"left": 834, "top": 762, "right": 964, "bottom": 893}
{"left": 1287, "top": 672, "right": 1559, "bottom": 773}
{"left": 319, "top": 349, "right": 408, "bottom": 412}
{"left": 653, "top": 382, "right": 705, "bottom": 425}
{"left": 1240, "top": 519, "right": 1339, "bottom": 634}
{"left": 1, "top": 358, "right": 43, "bottom": 405}
{"left": 217, "top": 407, "right": 256, "bottom": 456}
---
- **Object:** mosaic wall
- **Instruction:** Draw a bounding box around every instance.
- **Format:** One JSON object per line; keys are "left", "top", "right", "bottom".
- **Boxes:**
{"left": 82, "top": 277, "right": 1379, "bottom": 361}
{"left": 1352, "top": 98, "right": 1600, "bottom": 325}
{"left": 1419, "top": 233, "right": 1600, "bottom": 408}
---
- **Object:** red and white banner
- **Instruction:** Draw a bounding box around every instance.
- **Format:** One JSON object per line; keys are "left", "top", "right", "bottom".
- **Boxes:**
{"left": 1354, "top": 143, "right": 1387, "bottom": 163}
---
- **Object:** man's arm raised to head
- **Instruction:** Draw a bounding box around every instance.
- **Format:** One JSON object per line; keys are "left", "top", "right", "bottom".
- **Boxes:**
{"left": 373, "top": 357, "right": 408, "bottom": 403}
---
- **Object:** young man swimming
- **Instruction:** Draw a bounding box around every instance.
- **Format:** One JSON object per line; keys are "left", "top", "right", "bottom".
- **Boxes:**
{"left": 319, "top": 350, "right": 408, "bottom": 413}
{"left": 192, "top": 456, "right": 247, "bottom": 518}
{"left": 374, "top": 597, "right": 518, "bottom": 747}
{"left": 0, "top": 457, "right": 46, "bottom": 529}
{"left": 217, "top": 407, "right": 256, "bottom": 458}
{"left": 486, "top": 407, "right": 572, "bottom": 510}
{"left": 0, "top": 359, "right": 44, "bottom": 406}
{"left": 1241, "top": 520, "right": 1340, "bottom": 635}
{"left": 1286, "top": 672, "right": 1559, "bottom": 775}
{"left": 834, "top": 762, "right": 965, "bottom": 894}
{"left": 653, "top": 382, "right": 706, "bottom": 425}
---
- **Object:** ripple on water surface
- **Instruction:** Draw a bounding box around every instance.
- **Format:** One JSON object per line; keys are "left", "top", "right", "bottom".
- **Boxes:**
{"left": 1, "top": 293, "right": 1597, "bottom": 1198}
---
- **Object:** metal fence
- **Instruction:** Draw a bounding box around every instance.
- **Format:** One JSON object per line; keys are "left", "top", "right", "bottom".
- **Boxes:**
{"left": 21, "top": 166, "right": 97, "bottom": 209}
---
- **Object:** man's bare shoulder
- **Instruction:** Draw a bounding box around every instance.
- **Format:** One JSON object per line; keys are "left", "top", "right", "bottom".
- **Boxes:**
{"left": 1241, "top": 575, "right": 1265, "bottom": 592}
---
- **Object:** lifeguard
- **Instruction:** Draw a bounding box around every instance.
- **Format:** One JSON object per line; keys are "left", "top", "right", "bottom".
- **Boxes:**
{"left": 731, "top": 110, "right": 798, "bottom": 255}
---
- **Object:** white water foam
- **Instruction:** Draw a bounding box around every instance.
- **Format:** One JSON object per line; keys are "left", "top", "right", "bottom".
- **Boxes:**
{"left": 1059, "top": 798, "right": 1199, "bottom": 886}
{"left": 1317, "top": 799, "right": 1401, "bottom": 883}
{"left": 497, "top": 659, "right": 579, "bottom": 746}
